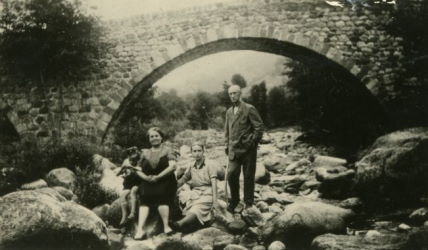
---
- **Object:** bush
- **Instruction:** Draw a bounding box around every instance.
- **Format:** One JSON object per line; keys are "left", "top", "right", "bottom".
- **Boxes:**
{"left": 0, "top": 135, "right": 112, "bottom": 198}
{"left": 74, "top": 167, "right": 118, "bottom": 209}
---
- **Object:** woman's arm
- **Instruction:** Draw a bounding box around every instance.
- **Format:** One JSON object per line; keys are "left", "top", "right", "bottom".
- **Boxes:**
{"left": 153, "top": 160, "right": 176, "bottom": 181}
{"left": 135, "top": 169, "right": 150, "bottom": 182}
{"left": 211, "top": 177, "right": 218, "bottom": 207}
{"left": 177, "top": 166, "right": 191, "bottom": 187}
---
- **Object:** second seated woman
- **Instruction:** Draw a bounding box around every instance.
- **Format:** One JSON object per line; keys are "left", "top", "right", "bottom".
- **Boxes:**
{"left": 173, "top": 141, "right": 220, "bottom": 232}
{"left": 133, "top": 127, "right": 178, "bottom": 240}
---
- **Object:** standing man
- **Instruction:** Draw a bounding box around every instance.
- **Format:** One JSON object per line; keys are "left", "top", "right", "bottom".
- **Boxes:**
{"left": 225, "top": 84, "right": 264, "bottom": 212}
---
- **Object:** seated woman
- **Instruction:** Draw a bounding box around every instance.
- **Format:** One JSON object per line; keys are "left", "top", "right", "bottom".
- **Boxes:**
{"left": 173, "top": 141, "right": 220, "bottom": 232}
{"left": 133, "top": 127, "right": 178, "bottom": 240}
{"left": 116, "top": 146, "right": 141, "bottom": 227}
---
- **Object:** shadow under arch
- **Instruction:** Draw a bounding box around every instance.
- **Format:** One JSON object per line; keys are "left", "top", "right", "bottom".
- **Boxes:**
{"left": 0, "top": 109, "right": 20, "bottom": 142}
{"left": 102, "top": 37, "right": 390, "bottom": 144}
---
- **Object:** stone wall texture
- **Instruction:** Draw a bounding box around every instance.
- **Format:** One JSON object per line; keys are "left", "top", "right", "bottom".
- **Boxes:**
{"left": 0, "top": 0, "right": 410, "bottom": 142}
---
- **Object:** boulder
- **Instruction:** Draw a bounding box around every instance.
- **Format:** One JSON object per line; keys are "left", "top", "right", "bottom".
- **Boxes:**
{"left": 228, "top": 218, "right": 248, "bottom": 234}
{"left": 262, "top": 201, "right": 354, "bottom": 248}
{"left": 406, "top": 228, "right": 428, "bottom": 250}
{"left": 409, "top": 208, "right": 428, "bottom": 225}
{"left": 242, "top": 206, "right": 265, "bottom": 227}
{"left": 45, "top": 167, "right": 77, "bottom": 192}
{"left": 256, "top": 201, "right": 269, "bottom": 213}
{"left": 0, "top": 190, "right": 108, "bottom": 249}
{"left": 255, "top": 162, "right": 270, "bottom": 185}
{"left": 339, "top": 197, "right": 363, "bottom": 211}
{"left": 34, "top": 187, "right": 67, "bottom": 201}
{"left": 51, "top": 186, "right": 76, "bottom": 201}
{"left": 182, "top": 227, "right": 234, "bottom": 250}
{"left": 355, "top": 127, "right": 428, "bottom": 204}
{"left": 20, "top": 179, "right": 48, "bottom": 190}
{"left": 315, "top": 166, "right": 355, "bottom": 198}
{"left": 268, "top": 241, "right": 286, "bottom": 250}
{"left": 285, "top": 159, "right": 311, "bottom": 173}
{"left": 311, "top": 232, "right": 408, "bottom": 250}
{"left": 263, "top": 154, "right": 289, "bottom": 173}
{"left": 313, "top": 155, "right": 347, "bottom": 168}
{"left": 225, "top": 245, "right": 248, "bottom": 250}
{"left": 239, "top": 232, "right": 259, "bottom": 249}
{"left": 93, "top": 154, "right": 123, "bottom": 197}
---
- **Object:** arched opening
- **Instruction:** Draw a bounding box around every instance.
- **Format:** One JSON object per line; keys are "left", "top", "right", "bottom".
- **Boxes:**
{"left": 0, "top": 110, "right": 20, "bottom": 143}
{"left": 103, "top": 37, "right": 390, "bottom": 154}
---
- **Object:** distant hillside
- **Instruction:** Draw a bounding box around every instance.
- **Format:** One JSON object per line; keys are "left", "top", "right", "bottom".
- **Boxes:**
{"left": 154, "top": 51, "right": 288, "bottom": 97}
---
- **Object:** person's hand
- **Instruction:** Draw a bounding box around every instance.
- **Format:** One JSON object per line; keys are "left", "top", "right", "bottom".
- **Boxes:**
{"left": 145, "top": 175, "right": 154, "bottom": 183}
{"left": 151, "top": 175, "right": 161, "bottom": 183}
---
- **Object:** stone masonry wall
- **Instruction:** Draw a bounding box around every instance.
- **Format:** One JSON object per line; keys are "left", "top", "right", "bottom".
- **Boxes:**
{"left": 0, "top": 0, "right": 406, "bottom": 142}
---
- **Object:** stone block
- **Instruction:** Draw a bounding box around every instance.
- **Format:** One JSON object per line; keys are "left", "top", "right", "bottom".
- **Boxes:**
{"left": 96, "top": 119, "right": 108, "bottom": 132}
{"left": 206, "top": 28, "right": 218, "bottom": 42}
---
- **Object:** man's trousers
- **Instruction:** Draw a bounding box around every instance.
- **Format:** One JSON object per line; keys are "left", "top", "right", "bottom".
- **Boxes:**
{"left": 227, "top": 146, "right": 257, "bottom": 207}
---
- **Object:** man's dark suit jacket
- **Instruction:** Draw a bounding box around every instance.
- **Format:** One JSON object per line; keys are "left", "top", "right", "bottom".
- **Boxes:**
{"left": 225, "top": 101, "right": 264, "bottom": 160}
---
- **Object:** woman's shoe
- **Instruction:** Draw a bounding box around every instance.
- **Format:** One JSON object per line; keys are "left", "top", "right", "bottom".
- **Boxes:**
{"left": 170, "top": 221, "right": 180, "bottom": 232}
{"left": 165, "top": 229, "right": 176, "bottom": 236}
{"left": 119, "top": 217, "right": 132, "bottom": 228}
{"left": 133, "top": 231, "right": 147, "bottom": 240}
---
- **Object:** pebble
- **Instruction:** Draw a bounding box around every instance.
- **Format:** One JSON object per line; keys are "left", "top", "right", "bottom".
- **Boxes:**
{"left": 398, "top": 223, "right": 411, "bottom": 231}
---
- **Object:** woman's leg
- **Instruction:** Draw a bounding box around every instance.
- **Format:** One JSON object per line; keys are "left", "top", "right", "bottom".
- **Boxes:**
{"left": 119, "top": 190, "right": 130, "bottom": 226}
{"left": 128, "top": 186, "right": 138, "bottom": 219}
{"left": 157, "top": 205, "right": 172, "bottom": 233}
{"left": 175, "top": 212, "right": 198, "bottom": 228}
{"left": 135, "top": 205, "right": 150, "bottom": 239}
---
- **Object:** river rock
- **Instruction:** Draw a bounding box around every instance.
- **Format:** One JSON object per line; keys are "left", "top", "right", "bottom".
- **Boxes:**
{"left": 183, "top": 227, "right": 234, "bottom": 249}
{"left": 313, "top": 155, "right": 347, "bottom": 168}
{"left": 409, "top": 207, "right": 428, "bottom": 225}
{"left": 93, "top": 154, "right": 123, "bottom": 197}
{"left": 268, "top": 241, "right": 286, "bottom": 250}
{"left": 225, "top": 244, "right": 248, "bottom": 250}
{"left": 51, "top": 186, "right": 76, "bottom": 201}
{"left": 315, "top": 166, "right": 355, "bottom": 198}
{"left": 339, "top": 197, "right": 363, "bottom": 211}
{"left": 34, "top": 187, "right": 67, "bottom": 201}
{"left": 406, "top": 227, "right": 428, "bottom": 250}
{"left": 355, "top": 127, "right": 428, "bottom": 205}
{"left": 242, "top": 206, "right": 265, "bottom": 227}
{"left": 256, "top": 201, "right": 269, "bottom": 212}
{"left": 45, "top": 167, "right": 77, "bottom": 192}
{"left": 262, "top": 201, "right": 354, "bottom": 248}
{"left": 20, "top": 179, "right": 48, "bottom": 190}
{"left": 311, "top": 232, "right": 408, "bottom": 250}
{"left": 255, "top": 162, "right": 270, "bottom": 185}
{"left": 0, "top": 190, "right": 108, "bottom": 249}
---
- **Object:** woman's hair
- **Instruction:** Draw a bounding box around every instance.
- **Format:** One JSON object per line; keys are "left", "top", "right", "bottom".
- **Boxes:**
{"left": 147, "top": 127, "right": 165, "bottom": 142}
{"left": 190, "top": 141, "right": 205, "bottom": 152}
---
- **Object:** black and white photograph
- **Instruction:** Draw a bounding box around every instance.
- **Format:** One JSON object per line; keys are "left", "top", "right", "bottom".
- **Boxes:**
{"left": 0, "top": 0, "right": 427, "bottom": 249}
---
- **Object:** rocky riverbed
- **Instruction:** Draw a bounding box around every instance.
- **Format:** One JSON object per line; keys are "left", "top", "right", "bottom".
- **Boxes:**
{"left": 1, "top": 127, "right": 428, "bottom": 250}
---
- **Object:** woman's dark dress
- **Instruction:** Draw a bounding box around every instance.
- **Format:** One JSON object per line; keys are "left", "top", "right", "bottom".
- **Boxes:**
{"left": 138, "top": 146, "right": 177, "bottom": 206}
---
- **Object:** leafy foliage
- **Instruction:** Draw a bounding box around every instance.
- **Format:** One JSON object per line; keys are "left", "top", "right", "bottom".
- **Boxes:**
{"left": 231, "top": 73, "right": 247, "bottom": 88}
{"left": 74, "top": 166, "right": 118, "bottom": 209}
{"left": 0, "top": 0, "right": 108, "bottom": 84}
{"left": 0, "top": 135, "right": 103, "bottom": 196}
{"left": 247, "top": 81, "right": 268, "bottom": 123}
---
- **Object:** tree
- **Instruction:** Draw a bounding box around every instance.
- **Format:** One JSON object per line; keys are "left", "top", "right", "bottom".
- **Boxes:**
{"left": 267, "top": 86, "right": 287, "bottom": 127}
{"left": 231, "top": 74, "right": 247, "bottom": 88}
{"left": 216, "top": 82, "right": 232, "bottom": 108}
{"left": 187, "top": 91, "right": 218, "bottom": 130}
{"left": 247, "top": 81, "right": 268, "bottom": 124}
{"left": 0, "top": 0, "right": 108, "bottom": 137}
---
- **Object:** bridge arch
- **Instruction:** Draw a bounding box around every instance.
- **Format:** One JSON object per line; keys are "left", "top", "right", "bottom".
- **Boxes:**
{"left": 101, "top": 36, "right": 386, "bottom": 143}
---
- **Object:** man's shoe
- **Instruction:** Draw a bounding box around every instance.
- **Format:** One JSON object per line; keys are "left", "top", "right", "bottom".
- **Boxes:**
{"left": 227, "top": 203, "right": 238, "bottom": 213}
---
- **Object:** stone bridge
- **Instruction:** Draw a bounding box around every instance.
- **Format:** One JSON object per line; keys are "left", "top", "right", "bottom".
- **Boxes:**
{"left": 0, "top": 0, "right": 406, "bottom": 143}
